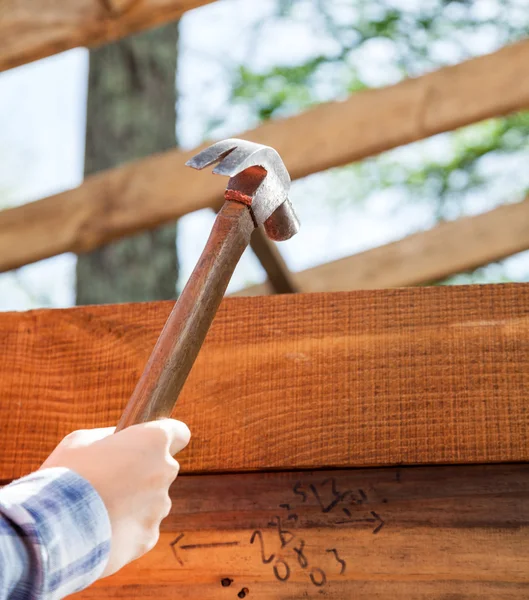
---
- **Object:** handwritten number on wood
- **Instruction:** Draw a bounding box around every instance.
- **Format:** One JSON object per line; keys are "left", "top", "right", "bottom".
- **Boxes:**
{"left": 287, "top": 513, "right": 299, "bottom": 523}
{"left": 293, "top": 539, "right": 308, "bottom": 569}
{"left": 268, "top": 516, "right": 295, "bottom": 548}
{"left": 310, "top": 477, "right": 352, "bottom": 514}
{"left": 273, "top": 558, "right": 291, "bottom": 583}
{"left": 293, "top": 482, "right": 308, "bottom": 503}
{"left": 279, "top": 502, "right": 299, "bottom": 524}
{"left": 309, "top": 567, "right": 327, "bottom": 587}
{"left": 326, "top": 548, "right": 346, "bottom": 574}
{"left": 250, "top": 530, "right": 275, "bottom": 564}
{"left": 264, "top": 478, "right": 382, "bottom": 588}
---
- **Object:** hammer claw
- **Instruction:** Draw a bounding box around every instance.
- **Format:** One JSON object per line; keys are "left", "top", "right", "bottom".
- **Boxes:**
{"left": 185, "top": 139, "right": 239, "bottom": 171}
{"left": 213, "top": 147, "right": 283, "bottom": 180}
{"left": 211, "top": 145, "right": 255, "bottom": 176}
{"left": 186, "top": 139, "right": 289, "bottom": 185}
{"left": 187, "top": 137, "right": 298, "bottom": 238}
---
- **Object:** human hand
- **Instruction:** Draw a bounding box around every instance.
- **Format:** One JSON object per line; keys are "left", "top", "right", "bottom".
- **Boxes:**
{"left": 40, "top": 419, "right": 191, "bottom": 577}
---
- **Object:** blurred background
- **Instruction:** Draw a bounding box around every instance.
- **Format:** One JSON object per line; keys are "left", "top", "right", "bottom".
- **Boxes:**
{"left": 0, "top": 0, "right": 528, "bottom": 311}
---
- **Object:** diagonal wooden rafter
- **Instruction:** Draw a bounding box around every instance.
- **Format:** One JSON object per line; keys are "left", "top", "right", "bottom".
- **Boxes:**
{"left": 0, "top": 0, "right": 216, "bottom": 73}
{"left": 233, "top": 197, "right": 529, "bottom": 296}
{"left": 249, "top": 227, "right": 298, "bottom": 294}
{"left": 0, "top": 40, "right": 528, "bottom": 273}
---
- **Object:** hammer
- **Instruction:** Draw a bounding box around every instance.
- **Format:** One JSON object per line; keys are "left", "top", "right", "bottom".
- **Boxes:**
{"left": 116, "top": 139, "right": 299, "bottom": 430}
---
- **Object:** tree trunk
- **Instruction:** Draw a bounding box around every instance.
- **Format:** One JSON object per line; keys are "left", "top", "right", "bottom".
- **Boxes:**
{"left": 76, "top": 23, "right": 179, "bottom": 305}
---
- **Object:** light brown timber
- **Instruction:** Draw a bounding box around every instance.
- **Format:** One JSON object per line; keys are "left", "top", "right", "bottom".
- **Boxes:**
{"left": 0, "top": 0, "right": 215, "bottom": 72}
{"left": 0, "top": 285, "right": 528, "bottom": 480}
{"left": 234, "top": 197, "right": 529, "bottom": 295}
{"left": 1, "top": 40, "right": 529, "bottom": 272}
{"left": 74, "top": 464, "right": 529, "bottom": 599}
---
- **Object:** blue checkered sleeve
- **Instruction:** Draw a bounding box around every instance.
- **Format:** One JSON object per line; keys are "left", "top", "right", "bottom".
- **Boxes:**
{"left": 0, "top": 467, "right": 111, "bottom": 599}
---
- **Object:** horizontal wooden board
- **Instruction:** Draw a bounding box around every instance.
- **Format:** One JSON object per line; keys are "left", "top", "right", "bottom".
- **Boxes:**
{"left": 1, "top": 285, "right": 529, "bottom": 480}
{"left": 1, "top": 40, "right": 529, "bottom": 272}
{"left": 74, "top": 464, "right": 529, "bottom": 599}
{"left": 0, "top": 0, "right": 214, "bottom": 72}
{"left": 236, "top": 197, "right": 529, "bottom": 295}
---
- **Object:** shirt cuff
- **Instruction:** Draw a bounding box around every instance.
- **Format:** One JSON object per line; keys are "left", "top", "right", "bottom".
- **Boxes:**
{"left": 0, "top": 467, "right": 111, "bottom": 599}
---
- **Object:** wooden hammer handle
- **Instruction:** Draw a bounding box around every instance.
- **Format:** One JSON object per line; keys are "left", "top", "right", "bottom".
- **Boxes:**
{"left": 116, "top": 201, "right": 255, "bottom": 431}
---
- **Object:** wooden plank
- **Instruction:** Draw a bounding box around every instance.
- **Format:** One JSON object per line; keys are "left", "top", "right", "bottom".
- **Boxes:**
{"left": 0, "top": 0, "right": 215, "bottom": 72}
{"left": 74, "top": 464, "right": 529, "bottom": 599}
{"left": 1, "top": 284, "right": 529, "bottom": 480}
{"left": 235, "top": 198, "right": 529, "bottom": 296}
{"left": 1, "top": 40, "right": 529, "bottom": 272}
{"left": 250, "top": 228, "right": 298, "bottom": 294}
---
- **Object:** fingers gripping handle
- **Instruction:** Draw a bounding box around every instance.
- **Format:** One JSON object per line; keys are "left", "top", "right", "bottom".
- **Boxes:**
{"left": 116, "top": 202, "right": 255, "bottom": 431}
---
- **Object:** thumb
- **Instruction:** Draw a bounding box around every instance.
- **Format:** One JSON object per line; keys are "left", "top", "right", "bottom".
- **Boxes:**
{"left": 142, "top": 418, "right": 191, "bottom": 455}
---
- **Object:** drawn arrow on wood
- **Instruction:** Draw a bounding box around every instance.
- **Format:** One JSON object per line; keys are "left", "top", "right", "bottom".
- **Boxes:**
{"left": 169, "top": 533, "right": 241, "bottom": 566}
{"left": 335, "top": 510, "right": 385, "bottom": 534}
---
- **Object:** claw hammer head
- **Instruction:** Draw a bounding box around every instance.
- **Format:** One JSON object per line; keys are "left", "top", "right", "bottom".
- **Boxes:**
{"left": 186, "top": 138, "right": 300, "bottom": 241}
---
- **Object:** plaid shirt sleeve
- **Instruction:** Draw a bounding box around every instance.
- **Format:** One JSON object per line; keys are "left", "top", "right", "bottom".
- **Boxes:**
{"left": 0, "top": 467, "right": 111, "bottom": 599}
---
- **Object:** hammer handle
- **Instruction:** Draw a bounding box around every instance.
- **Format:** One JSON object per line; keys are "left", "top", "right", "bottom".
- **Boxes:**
{"left": 116, "top": 201, "right": 255, "bottom": 431}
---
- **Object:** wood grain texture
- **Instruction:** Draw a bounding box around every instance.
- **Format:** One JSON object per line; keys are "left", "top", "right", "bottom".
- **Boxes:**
{"left": 1, "top": 40, "right": 529, "bottom": 272}
{"left": 235, "top": 197, "right": 529, "bottom": 296}
{"left": 117, "top": 201, "right": 255, "bottom": 429}
{"left": 0, "top": 0, "right": 215, "bottom": 72}
{"left": 74, "top": 464, "right": 529, "bottom": 599}
{"left": 1, "top": 285, "right": 529, "bottom": 480}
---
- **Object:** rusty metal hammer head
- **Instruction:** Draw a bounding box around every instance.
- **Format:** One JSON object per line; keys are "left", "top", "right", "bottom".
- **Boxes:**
{"left": 186, "top": 138, "right": 300, "bottom": 241}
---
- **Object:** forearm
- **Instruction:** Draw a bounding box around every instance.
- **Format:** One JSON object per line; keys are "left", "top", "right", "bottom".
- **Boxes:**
{"left": 0, "top": 468, "right": 111, "bottom": 600}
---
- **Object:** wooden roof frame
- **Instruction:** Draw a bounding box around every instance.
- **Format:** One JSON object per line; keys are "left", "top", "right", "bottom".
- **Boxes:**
{"left": 0, "top": 37, "right": 527, "bottom": 294}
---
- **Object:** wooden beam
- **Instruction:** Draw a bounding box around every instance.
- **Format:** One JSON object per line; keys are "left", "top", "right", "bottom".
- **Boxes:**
{"left": 1, "top": 285, "right": 529, "bottom": 480}
{"left": 75, "top": 464, "right": 529, "bottom": 599}
{"left": 250, "top": 228, "right": 298, "bottom": 294}
{"left": 0, "top": 0, "right": 215, "bottom": 73}
{"left": 235, "top": 198, "right": 529, "bottom": 296}
{"left": 1, "top": 40, "right": 529, "bottom": 272}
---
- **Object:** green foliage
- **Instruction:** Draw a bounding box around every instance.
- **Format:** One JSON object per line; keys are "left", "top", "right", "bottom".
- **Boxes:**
{"left": 361, "top": 113, "right": 529, "bottom": 220}
{"left": 232, "top": 58, "right": 328, "bottom": 120}
{"left": 204, "top": 0, "right": 529, "bottom": 284}
{"left": 215, "top": 0, "right": 527, "bottom": 128}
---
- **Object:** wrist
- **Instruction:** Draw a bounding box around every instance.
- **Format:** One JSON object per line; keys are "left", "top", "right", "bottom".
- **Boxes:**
{"left": 0, "top": 467, "right": 112, "bottom": 598}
